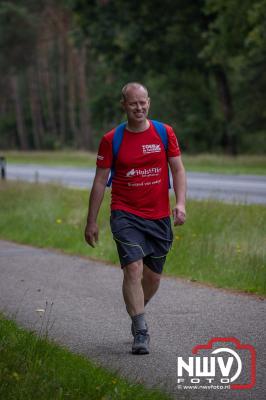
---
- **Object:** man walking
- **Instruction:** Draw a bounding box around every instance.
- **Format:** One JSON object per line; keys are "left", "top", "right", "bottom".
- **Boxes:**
{"left": 85, "top": 82, "right": 186, "bottom": 355}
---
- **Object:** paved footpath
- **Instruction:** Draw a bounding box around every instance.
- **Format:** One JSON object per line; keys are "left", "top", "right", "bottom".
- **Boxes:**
{"left": 0, "top": 240, "right": 265, "bottom": 400}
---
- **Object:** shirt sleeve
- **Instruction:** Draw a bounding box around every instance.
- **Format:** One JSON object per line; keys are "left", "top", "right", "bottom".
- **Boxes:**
{"left": 165, "top": 125, "right": 181, "bottom": 157}
{"left": 96, "top": 135, "right": 113, "bottom": 168}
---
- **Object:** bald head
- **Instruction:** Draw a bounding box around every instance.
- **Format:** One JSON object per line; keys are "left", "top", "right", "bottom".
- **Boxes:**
{"left": 120, "top": 82, "right": 150, "bottom": 128}
{"left": 121, "top": 82, "right": 149, "bottom": 102}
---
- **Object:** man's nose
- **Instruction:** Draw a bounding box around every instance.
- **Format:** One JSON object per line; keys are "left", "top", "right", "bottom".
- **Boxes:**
{"left": 136, "top": 103, "right": 142, "bottom": 110}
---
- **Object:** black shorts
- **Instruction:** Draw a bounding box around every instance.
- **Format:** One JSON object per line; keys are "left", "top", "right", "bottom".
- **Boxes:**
{"left": 110, "top": 210, "right": 173, "bottom": 274}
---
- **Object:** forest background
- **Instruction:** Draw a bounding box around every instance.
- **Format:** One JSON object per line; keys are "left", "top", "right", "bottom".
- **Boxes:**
{"left": 0, "top": 0, "right": 265, "bottom": 155}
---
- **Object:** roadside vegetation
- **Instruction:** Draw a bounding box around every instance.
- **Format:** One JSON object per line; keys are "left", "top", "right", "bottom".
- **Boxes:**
{"left": 0, "top": 181, "right": 265, "bottom": 295}
{"left": 3, "top": 151, "right": 266, "bottom": 175}
{"left": 0, "top": 313, "right": 170, "bottom": 400}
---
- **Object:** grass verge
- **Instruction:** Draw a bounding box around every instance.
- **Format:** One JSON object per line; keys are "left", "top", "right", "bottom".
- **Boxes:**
{"left": 2, "top": 150, "right": 97, "bottom": 168}
{"left": 2, "top": 151, "right": 266, "bottom": 175}
{"left": 0, "top": 181, "right": 265, "bottom": 295}
{"left": 0, "top": 313, "right": 170, "bottom": 400}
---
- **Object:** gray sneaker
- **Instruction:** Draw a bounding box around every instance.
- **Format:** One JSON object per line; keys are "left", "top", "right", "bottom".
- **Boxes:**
{"left": 131, "top": 321, "right": 148, "bottom": 337}
{"left": 132, "top": 330, "right": 150, "bottom": 355}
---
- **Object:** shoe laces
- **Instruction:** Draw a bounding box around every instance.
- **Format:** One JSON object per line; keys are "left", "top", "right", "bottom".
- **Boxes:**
{"left": 134, "top": 329, "right": 148, "bottom": 343}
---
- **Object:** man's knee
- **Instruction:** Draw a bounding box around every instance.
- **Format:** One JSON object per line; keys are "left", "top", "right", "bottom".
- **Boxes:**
{"left": 123, "top": 260, "right": 143, "bottom": 284}
{"left": 143, "top": 266, "right": 161, "bottom": 287}
{"left": 149, "top": 274, "right": 161, "bottom": 288}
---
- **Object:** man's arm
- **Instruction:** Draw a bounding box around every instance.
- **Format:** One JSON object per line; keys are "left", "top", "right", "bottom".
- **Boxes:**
{"left": 168, "top": 156, "right": 187, "bottom": 226}
{"left": 84, "top": 167, "right": 110, "bottom": 247}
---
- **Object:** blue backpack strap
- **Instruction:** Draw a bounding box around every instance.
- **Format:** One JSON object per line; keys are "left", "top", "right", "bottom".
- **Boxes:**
{"left": 151, "top": 120, "right": 171, "bottom": 188}
{"left": 106, "top": 122, "right": 127, "bottom": 187}
{"left": 151, "top": 120, "right": 168, "bottom": 150}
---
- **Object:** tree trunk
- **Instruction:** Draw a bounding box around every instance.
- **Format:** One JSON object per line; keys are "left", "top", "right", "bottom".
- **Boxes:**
{"left": 38, "top": 37, "right": 57, "bottom": 139}
{"left": 213, "top": 66, "right": 237, "bottom": 155}
{"left": 0, "top": 95, "right": 7, "bottom": 117}
{"left": 77, "top": 43, "right": 92, "bottom": 149}
{"left": 67, "top": 45, "right": 80, "bottom": 147}
{"left": 10, "top": 74, "right": 29, "bottom": 150}
{"left": 58, "top": 33, "right": 66, "bottom": 144}
{"left": 28, "top": 66, "right": 45, "bottom": 149}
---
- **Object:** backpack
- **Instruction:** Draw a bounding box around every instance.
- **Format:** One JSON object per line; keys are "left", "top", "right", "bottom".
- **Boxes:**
{"left": 106, "top": 119, "right": 170, "bottom": 187}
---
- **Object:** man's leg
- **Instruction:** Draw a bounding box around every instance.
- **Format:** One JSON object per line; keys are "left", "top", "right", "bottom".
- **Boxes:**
{"left": 122, "top": 259, "right": 150, "bottom": 354}
{"left": 129, "top": 263, "right": 161, "bottom": 337}
{"left": 122, "top": 259, "right": 144, "bottom": 316}
{"left": 142, "top": 264, "right": 161, "bottom": 307}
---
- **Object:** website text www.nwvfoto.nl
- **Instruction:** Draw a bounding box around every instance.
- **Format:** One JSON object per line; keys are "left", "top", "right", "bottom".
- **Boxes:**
{"left": 178, "top": 383, "right": 231, "bottom": 390}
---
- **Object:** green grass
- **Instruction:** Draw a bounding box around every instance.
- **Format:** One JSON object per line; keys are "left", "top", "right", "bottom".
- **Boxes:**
{"left": 2, "top": 150, "right": 266, "bottom": 175}
{"left": 0, "top": 313, "right": 170, "bottom": 400}
{"left": 2, "top": 150, "right": 97, "bottom": 168}
{"left": 182, "top": 153, "right": 266, "bottom": 175}
{"left": 0, "top": 181, "right": 265, "bottom": 295}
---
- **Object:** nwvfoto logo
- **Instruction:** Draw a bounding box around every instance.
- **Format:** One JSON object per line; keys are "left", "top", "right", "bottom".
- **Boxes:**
{"left": 177, "top": 337, "right": 256, "bottom": 390}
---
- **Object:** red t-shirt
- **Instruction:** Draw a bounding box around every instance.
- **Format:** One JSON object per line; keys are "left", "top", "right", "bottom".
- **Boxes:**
{"left": 96, "top": 120, "right": 181, "bottom": 219}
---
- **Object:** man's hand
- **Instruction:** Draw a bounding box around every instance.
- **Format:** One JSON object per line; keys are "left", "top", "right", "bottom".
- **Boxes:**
{"left": 172, "top": 204, "right": 186, "bottom": 226}
{"left": 84, "top": 222, "right": 99, "bottom": 247}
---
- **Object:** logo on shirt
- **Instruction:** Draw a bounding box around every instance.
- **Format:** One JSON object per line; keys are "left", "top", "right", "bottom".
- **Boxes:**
{"left": 142, "top": 144, "right": 161, "bottom": 154}
{"left": 126, "top": 167, "right": 161, "bottom": 178}
{"left": 97, "top": 154, "right": 104, "bottom": 160}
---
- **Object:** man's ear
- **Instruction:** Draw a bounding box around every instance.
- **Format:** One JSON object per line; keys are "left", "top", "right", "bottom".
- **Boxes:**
{"left": 120, "top": 99, "right": 126, "bottom": 110}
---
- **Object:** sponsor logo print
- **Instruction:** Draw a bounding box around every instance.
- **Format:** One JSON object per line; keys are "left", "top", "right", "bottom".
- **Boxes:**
{"left": 127, "top": 179, "right": 161, "bottom": 187}
{"left": 142, "top": 144, "right": 161, "bottom": 154}
{"left": 126, "top": 167, "right": 161, "bottom": 178}
{"left": 97, "top": 155, "right": 104, "bottom": 160}
{"left": 177, "top": 337, "right": 256, "bottom": 391}
{"left": 126, "top": 169, "right": 136, "bottom": 177}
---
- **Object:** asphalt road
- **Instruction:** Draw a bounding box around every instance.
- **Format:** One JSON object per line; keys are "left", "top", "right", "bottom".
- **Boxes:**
{"left": 5, "top": 163, "right": 266, "bottom": 204}
{"left": 0, "top": 240, "right": 265, "bottom": 399}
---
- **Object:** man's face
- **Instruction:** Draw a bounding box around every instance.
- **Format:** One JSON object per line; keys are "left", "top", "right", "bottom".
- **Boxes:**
{"left": 121, "top": 87, "right": 150, "bottom": 124}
